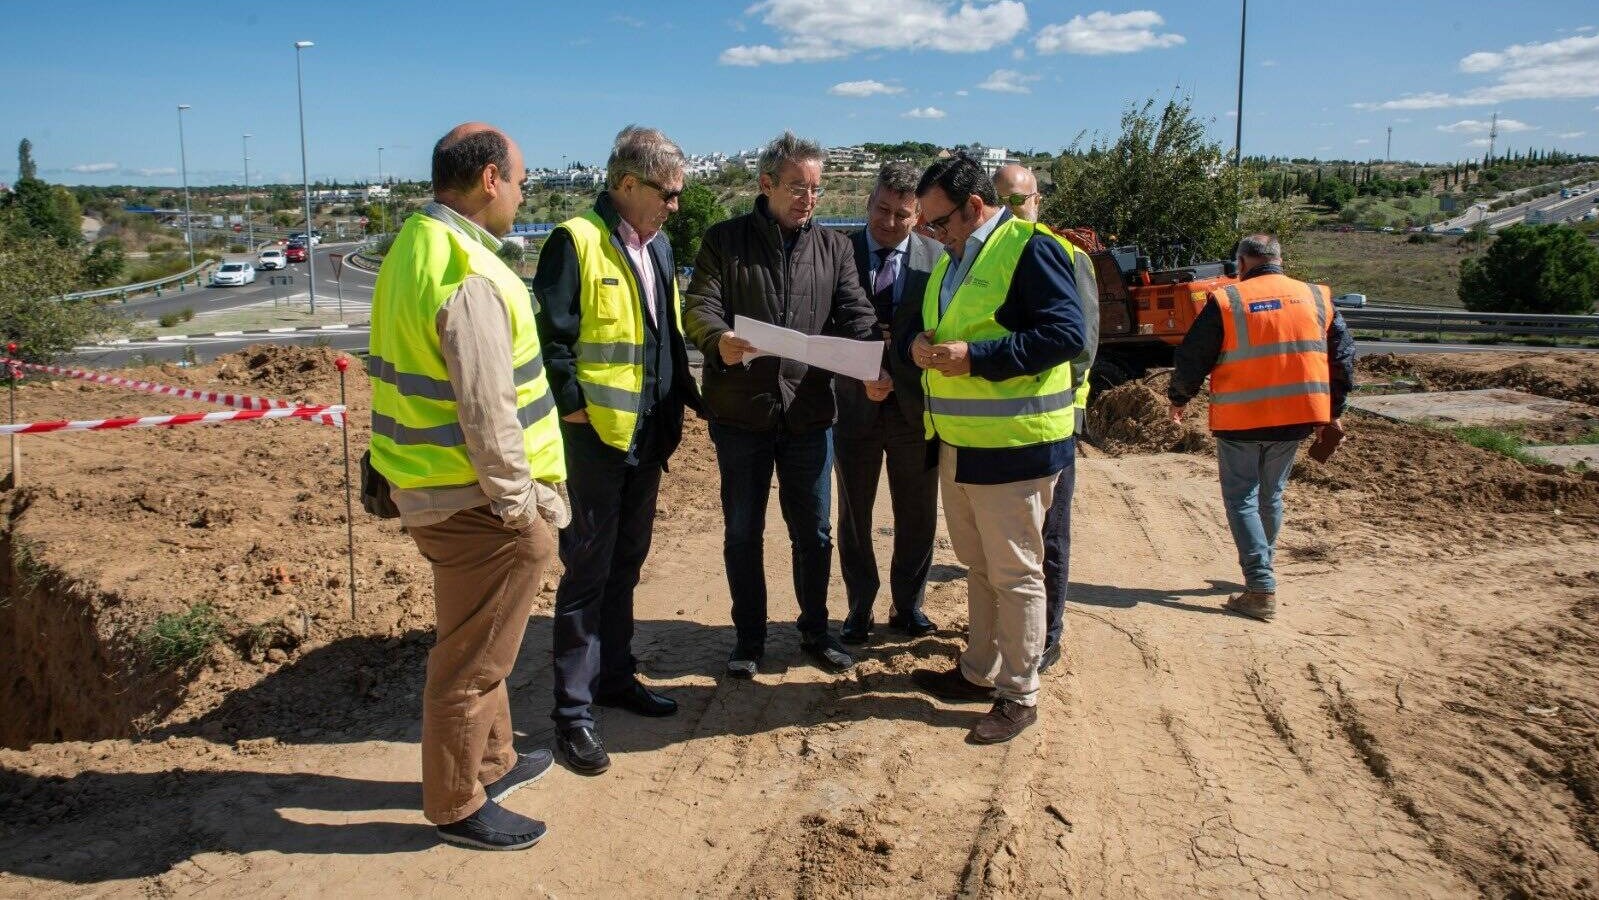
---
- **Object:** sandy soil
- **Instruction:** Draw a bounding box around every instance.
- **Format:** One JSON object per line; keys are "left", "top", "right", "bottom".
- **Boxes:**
{"left": 1, "top": 347, "right": 1597, "bottom": 897}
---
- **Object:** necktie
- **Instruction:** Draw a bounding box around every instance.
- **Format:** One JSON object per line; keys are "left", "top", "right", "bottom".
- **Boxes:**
{"left": 872, "top": 247, "right": 897, "bottom": 296}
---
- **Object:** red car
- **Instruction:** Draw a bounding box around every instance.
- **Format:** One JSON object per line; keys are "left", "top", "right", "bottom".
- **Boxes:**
{"left": 284, "top": 244, "right": 307, "bottom": 263}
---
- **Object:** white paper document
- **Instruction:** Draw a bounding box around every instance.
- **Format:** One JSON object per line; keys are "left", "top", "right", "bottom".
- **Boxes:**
{"left": 733, "top": 315, "right": 884, "bottom": 381}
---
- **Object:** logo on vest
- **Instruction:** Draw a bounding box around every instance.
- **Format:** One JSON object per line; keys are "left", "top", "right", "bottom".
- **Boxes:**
{"left": 601, "top": 277, "right": 621, "bottom": 285}
{"left": 967, "top": 277, "right": 991, "bottom": 288}
{"left": 1248, "top": 299, "right": 1282, "bottom": 313}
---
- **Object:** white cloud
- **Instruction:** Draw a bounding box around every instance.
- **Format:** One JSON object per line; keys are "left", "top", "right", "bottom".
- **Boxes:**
{"left": 132, "top": 167, "right": 177, "bottom": 177}
{"left": 1437, "top": 117, "right": 1534, "bottom": 134}
{"left": 1260, "top": 59, "right": 1279, "bottom": 67}
{"left": 610, "top": 13, "right": 644, "bottom": 28}
{"left": 1034, "top": 10, "right": 1185, "bottom": 55}
{"left": 721, "top": 0, "right": 1027, "bottom": 66}
{"left": 1577, "top": 25, "right": 1596, "bottom": 33}
{"left": 1393, "top": 117, "right": 1412, "bottom": 123}
{"left": 1554, "top": 130, "right": 1587, "bottom": 139}
{"left": 69, "top": 162, "right": 117, "bottom": 173}
{"left": 1465, "top": 138, "right": 1491, "bottom": 147}
{"left": 1011, "top": 47, "right": 1026, "bottom": 60}
{"left": 1355, "top": 33, "right": 1599, "bottom": 109}
{"left": 1354, "top": 138, "right": 1372, "bottom": 145}
{"left": 903, "top": 106, "right": 947, "bottom": 119}
{"left": 978, "top": 68, "right": 1039, "bottom": 94}
{"left": 828, "top": 79, "right": 903, "bottom": 97}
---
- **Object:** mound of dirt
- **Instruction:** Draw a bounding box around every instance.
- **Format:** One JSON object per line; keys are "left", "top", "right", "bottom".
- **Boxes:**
{"left": 210, "top": 345, "right": 351, "bottom": 398}
{"left": 1358, "top": 351, "right": 1599, "bottom": 407}
{"left": 1086, "top": 372, "right": 1213, "bottom": 455}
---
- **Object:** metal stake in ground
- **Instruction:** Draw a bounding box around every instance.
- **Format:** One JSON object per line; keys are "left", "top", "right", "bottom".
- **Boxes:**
{"left": 6, "top": 343, "right": 17, "bottom": 488}
{"left": 335, "top": 355, "right": 357, "bottom": 618}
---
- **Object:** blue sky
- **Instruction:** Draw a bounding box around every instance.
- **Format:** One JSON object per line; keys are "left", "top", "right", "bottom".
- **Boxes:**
{"left": 5, "top": 1, "right": 1597, "bottom": 187}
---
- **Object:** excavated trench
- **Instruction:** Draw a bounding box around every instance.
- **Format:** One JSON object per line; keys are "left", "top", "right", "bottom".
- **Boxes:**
{"left": 0, "top": 495, "right": 182, "bottom": 748}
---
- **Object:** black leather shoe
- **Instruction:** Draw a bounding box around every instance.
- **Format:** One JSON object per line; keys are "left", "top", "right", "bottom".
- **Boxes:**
{"left": 1038, "top": 640, "right": 1063, "bottom": 674}
{"left": 594, "top": 680, "right": 678, "bottom": 717}
{"left": 888, "top": 609, "right": 937, "bottom": 637}
{"left": 840, "top": 609, "right": 873, "bottom": 645}
{"left": 800, "top": 633, "right": 855, "bottom": 671}
{"left": 557, "top": 726, "right": 611, "bottom": 776}
{"left": 911, "top": 666, "right": 994, "bottom": 703}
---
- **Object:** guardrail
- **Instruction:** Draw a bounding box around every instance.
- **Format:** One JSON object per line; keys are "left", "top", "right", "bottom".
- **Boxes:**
{"left": 60, "top": 259, "right": 216, "bottom": 303}
{"left": 1345, "top": 306, "right": 1599, "bottom": 341}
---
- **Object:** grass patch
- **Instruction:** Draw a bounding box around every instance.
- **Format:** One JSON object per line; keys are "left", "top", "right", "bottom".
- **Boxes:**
{"left": 137, "top": 602, "right": 224, "bottom": 668}
{"left": 1450, "top": 426, "right": 1542, "bottom": 465}
{"left": 1289, "top": 230, "right": 1481, "bottom": 309}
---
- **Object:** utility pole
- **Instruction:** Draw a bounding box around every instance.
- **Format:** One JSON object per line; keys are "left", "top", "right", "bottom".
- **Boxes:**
{"left": 1232, "top": 0, "right": 1247, "bottom": 229}
{"left": 294, "top": 40, "right": 317, "bottom": 314}
{"left": 1386, "top": 126, "right": 1392, "bottom": 163}
{"left": 242, "top": 133, "right": 254, "bottom": 251}
{"left": 176, "top": 104, "right": 194, "bottom": 269}
{"left": 1487, "top": 111, "right": 1499, "bottom": 166}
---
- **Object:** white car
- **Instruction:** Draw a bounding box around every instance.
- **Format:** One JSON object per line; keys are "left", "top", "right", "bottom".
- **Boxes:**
{"left": 1332, "top": 292, "right": 1367, "bottom": 309}
{"left": 257, "top": 249, "right": 286, "bottom": 270}
{"left": 211, "top": 262, "right": 257, "bottom": 286}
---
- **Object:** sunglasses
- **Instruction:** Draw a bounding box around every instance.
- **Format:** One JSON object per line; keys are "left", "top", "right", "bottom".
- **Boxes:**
{"left": 639, "top": 177, "right": 683, "bottom": 203}
{"left": 1001, "top": 191, "right": 1038, "bottom": 207}
{"left": 918, "top": 205, "right": 962, "bottom": 235}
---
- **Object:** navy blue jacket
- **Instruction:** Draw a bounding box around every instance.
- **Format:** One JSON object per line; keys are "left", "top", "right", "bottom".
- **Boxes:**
{"left": 897, "top": 218, "right": 1086, "bottom": 485}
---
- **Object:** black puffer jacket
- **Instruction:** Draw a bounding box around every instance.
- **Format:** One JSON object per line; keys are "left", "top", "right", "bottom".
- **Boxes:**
{"left": 684, "top": 196, "right": 878, "bottom": 433}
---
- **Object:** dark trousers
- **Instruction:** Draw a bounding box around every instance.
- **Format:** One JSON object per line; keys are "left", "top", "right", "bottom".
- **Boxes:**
{"left": 550, "top": 419, "right": 663, "bottom": 731}
{"left": 708, "top": 422, "right": 834, "bottom": 650}
{"left": 1043, "top": 437, "right": 1077, "bottom": 648}
{"left": 834, "top": 402, "right": 938, "bottom": 621}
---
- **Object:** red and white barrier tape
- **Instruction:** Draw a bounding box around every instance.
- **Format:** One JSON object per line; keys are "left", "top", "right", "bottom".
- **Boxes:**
{"left": 0, "top": 357, "right": 313, "bottom": 413}
{"left": 0, "top": 404, "right": 345, "bottom": 435}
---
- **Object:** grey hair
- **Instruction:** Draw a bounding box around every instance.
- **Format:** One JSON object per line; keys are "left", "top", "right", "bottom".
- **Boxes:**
{"left": 873, "top": 160, "right": 920, "bottom": 197}
{"left": 606, "top": 125, "right": 685, "bottom": 191}
{"left": 1236, "top": 233, "right": 1282, "bottom": 261}
{"left": 757, "top": 131, "right": 824, "bottom": 182}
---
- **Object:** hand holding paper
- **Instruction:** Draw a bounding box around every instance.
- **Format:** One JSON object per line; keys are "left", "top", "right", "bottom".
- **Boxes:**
{"left": 732, "top": 315, "right": 884, "bottom": 381}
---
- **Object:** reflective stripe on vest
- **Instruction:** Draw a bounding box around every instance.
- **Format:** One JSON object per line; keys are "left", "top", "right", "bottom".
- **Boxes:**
{"left": 1035, "top": 224, "right": 1095, "bottom": 413}
{"left": 558, "top": 209, "right": 683, "bottom": 451}
{"left": 367, "top": 213, "right": 565, "bottom": 489}
{"left": 920, "top": 216, "right": 1075, "bottom": 449}
{"left": 1207, "top": 274, "right": 1333, "bottom": 431}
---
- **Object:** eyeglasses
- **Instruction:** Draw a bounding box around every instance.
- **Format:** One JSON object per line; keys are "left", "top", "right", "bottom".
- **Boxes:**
{"left": 638, "top": 177, "right": 683, "bottom": 203}
{"left": 918, "top": 205, "right": 962, "bottom": 235}
{"left": 1001, "top": 191, "right": 1038, "bottom": 207}
{"left": 781, "top": 183, "right": 826, "bottom": 200}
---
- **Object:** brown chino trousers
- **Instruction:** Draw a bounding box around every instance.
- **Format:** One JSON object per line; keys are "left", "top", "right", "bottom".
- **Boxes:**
{"left": 407, "top": 505, "right": 555, "bottom": 825}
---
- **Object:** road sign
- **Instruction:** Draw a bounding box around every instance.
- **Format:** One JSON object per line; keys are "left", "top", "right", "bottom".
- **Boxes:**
{"left": 328, "top": 253, "right": 344, "bottom": 279}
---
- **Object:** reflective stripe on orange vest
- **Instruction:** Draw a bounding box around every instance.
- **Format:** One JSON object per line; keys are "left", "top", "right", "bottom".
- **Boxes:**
{"left": 1208, "top": 274, "right": 1333, "bottom": 431}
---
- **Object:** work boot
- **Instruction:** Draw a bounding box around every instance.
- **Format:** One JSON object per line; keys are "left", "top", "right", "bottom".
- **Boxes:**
{"left": 1225, "top": 590, "right": 1277, "bottom": 622}
{"left": 969, "top": 699, "right": 1038, "bottom": 744}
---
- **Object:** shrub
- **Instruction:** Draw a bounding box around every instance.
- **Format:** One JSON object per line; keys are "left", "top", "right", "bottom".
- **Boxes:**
{"left": 137, "top": 603, "right": 223, "bottom": 668}
{"left": 158, "top": 312, "right": 181, "bottom": 327}
{"left": 180, "top": 307, "right": 195, "bottom": 322}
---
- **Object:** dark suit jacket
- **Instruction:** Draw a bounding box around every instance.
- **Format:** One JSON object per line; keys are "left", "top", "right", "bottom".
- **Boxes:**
{"left": 835, "top": 230, "right": 941, "bottom": 437}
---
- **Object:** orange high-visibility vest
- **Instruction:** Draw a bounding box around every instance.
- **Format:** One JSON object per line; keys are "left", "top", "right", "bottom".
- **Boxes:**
{"left": 1207, "top": 273, "right": 1333, "bottom": 431}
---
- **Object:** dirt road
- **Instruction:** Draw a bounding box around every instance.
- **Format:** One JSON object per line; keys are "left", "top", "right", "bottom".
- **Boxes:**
{"left": 2, "top": 349, "right": 1596, "bottom": 897}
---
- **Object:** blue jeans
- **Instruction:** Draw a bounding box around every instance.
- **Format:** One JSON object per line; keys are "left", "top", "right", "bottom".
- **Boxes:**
{"left": 1216, "top": 437, "right": 1302, "bottom": 593}
{"left": 708, "top": 423, "right": 835, "bottom": 649}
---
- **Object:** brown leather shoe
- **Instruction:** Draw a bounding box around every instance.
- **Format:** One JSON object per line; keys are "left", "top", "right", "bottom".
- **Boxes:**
{"left": 970, "top": 700, "right": 1037, "bottom": 744}
{"left": 1225, "top": 590, "right": 1277, "bottom": 622}
{"left": 912, "top": 667, "right": 994, "bottom": 703}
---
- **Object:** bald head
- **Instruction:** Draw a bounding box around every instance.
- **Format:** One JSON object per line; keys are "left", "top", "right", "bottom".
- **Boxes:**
{"left": 993, "top": 164, "right": 1040, "bottom": 223}
{"left": 430, "top": 122, "right": 525, "bottom": 236}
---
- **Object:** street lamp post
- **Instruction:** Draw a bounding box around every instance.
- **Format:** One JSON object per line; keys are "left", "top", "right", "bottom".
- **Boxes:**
{"left": 377, "top": 145, "right": 384, "bottom": 234}
{"left": 1232, "top": 0, "right": 1247, "bottom": 230}
{"left": 177, "top": 104, "right": 194, "bottom": 269}
{"left": 242, "top": 133, "right": 254, "bottom": 252}
{"left": 294, "top": 40, "right": 318, "bottom": 315}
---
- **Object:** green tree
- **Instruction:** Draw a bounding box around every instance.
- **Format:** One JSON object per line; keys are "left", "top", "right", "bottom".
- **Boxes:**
{"left": 0, "top": 234, "right": 121, "bottom": 360}
{"left": 16, "top": 139, "right": 36, "bottom": 180}
{"left": 1458, "top": 224, "right": 1599, "bottom": 314}
{"left": 665, "top": 182, "right": 728, "bottom": 267}
{"left": 80, "top": 239, "right": 125, "bottom": 287}
{"left": 1041, "top": 96, "right": 1248, "bottom": 266}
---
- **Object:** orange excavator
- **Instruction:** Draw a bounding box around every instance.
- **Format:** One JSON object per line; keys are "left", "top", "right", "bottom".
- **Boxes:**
{"left": 1055, "top": 227, "right": 1242, "bottom": 395}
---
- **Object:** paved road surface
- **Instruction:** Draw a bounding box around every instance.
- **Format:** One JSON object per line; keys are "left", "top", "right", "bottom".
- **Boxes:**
{"left": 120, "top": 242, "right": 376, "bottom": 322}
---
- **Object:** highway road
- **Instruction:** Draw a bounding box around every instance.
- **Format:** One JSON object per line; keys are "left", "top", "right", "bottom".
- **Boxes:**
{"left": 122, "top": 240, "right": 377, "bottom": 323}
{"left": 1439, "top": 179, "right": 1598, "bottom": 231}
